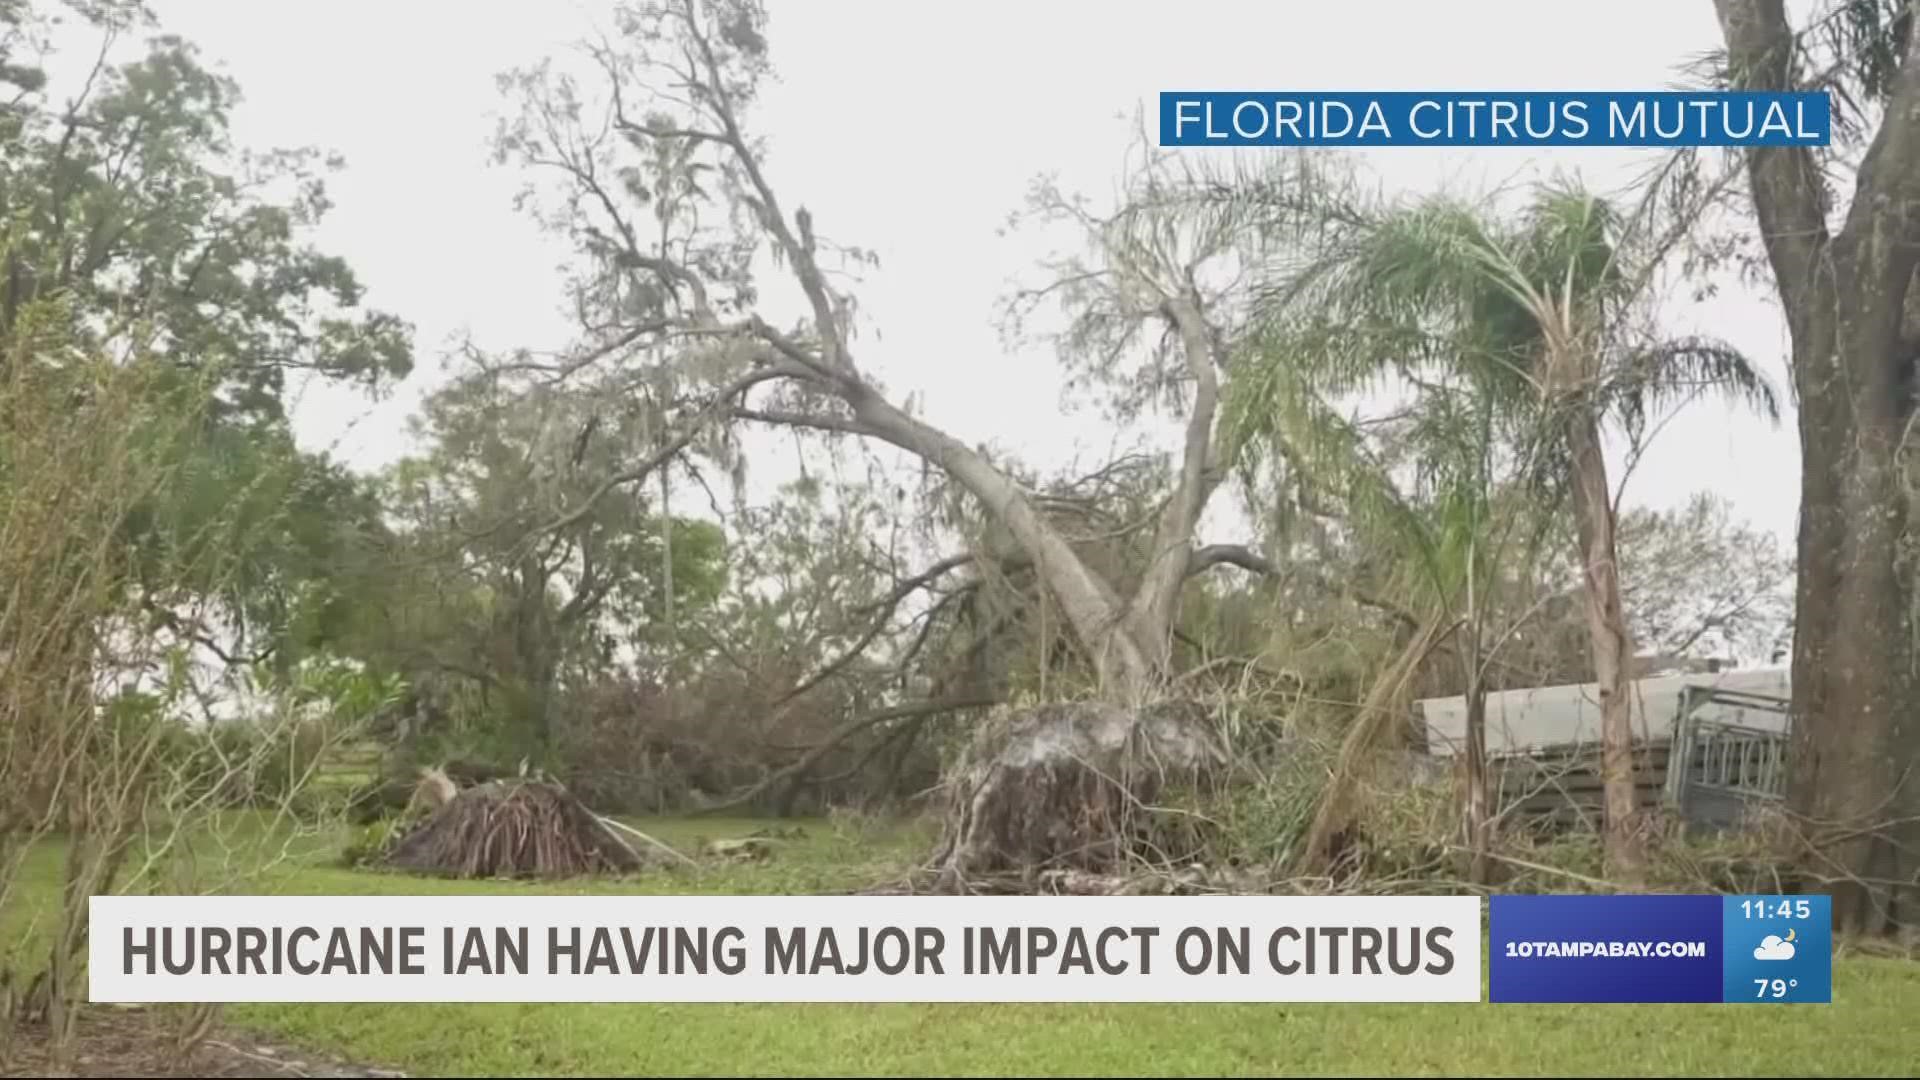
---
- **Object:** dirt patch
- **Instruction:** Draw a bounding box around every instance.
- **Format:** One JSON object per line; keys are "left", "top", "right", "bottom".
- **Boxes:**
{"left": 3, "top": 1007, "right": 405, "bottom": 1078}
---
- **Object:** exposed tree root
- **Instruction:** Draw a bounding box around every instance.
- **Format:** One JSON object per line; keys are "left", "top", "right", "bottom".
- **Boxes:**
{"left": 927, "top": 698, "right": 1228, "bottom": 892}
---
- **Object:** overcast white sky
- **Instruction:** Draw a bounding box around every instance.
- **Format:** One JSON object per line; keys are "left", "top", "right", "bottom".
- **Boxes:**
{"left": 132, "top": 1, "right": 1802, "bottom": 549}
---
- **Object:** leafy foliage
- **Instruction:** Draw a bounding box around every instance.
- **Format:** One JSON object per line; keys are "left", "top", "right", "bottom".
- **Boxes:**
{"left": 1213, "top": 158, "right": 1778, "bottom": 623}
{"left": 354, "top": 362, "right": 729, "bottom": 763}
{"left": 0, "top": 3, "right": 412, "bottom": 420}
{"left": 1615, "top": 493, "right": 1795, "bottom": 664}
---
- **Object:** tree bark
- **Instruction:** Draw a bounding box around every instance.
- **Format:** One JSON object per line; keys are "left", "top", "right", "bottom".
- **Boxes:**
{"left": 1780, "top": 238, "right": 1920, "bottom": 933}
{"left": 1566, "top": 408, "right": 1643, "bottom": 880}
{"left": 1464, "top": 678, "right": 1492, "bottom": 886}
{"left": 836, "top": 386, "right": 1164, "bottom": 698}
{"left": 1714, "top": 0, "right": 1920, "bottom": 932}
{"left": 1124, "top": 295, "right": 1225, "bottom": 673}
{"left": 511, "top": 557, "right": 560, "bottom": 753}
{"left": 660, "top": 468, "right": 676, "bottom": 731}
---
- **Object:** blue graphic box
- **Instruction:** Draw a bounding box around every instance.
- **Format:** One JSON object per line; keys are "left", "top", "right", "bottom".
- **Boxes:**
{"left": 1721, "top": 895, "right": 1832, "bottom": 1004}
{"left": 1489, "top": 894, "right": 1831, "bottom": 1004}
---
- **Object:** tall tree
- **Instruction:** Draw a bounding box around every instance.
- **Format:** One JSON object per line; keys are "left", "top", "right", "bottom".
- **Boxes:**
{"left": 1709, "top": 0, "right": 1920, "bottom": 931}
{"left": 375, "top": 366, "right": 726, "bottom": 755}
{"left": 1230, "top": 299, "right": 1570, "bottom": 879}
{"left": 0, "top": 0, "right": 411, "bottom": 417}
{"left": 0, "top": 5, "right": 416, "bottom": 1054}
{"left": 0, "top": 0, "right": 416, "bottom": 679}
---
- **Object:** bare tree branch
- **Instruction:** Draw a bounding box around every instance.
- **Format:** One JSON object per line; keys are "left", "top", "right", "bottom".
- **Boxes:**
{"left": 695, "top": 694, "right": 1001, "bottom": 815}
{"left": 517, "top": 359, "right": 800, "bottom": 550}
{"left": 1185, "top": 543, "right": 1276, "bottom": 578}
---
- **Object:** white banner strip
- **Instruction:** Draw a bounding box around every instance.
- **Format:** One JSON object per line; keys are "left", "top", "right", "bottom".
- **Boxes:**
{"left": 90, "top": 894, "right": 1482, "bottom": 1003}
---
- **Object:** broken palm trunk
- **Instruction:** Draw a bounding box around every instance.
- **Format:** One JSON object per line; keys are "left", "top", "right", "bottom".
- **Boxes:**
{"left": 381, "top": 779, "right": 647, "bottom": 880}
{"left": 348, "top": 758, "right": 515, "bottom": 824}
{"left": 929, "top": 699, "right": 1228, "bottom": 892}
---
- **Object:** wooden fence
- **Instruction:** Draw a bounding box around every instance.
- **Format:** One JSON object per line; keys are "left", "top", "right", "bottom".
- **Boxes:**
{"left": 1490, "top": 741, "right": 1675, "bottom": 832}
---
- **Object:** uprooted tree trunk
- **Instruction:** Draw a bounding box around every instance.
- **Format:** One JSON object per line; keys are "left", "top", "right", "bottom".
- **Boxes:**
{"left": 928, "top": 699, "right": 1229, "bottom": 892}
{"left": 737, "top": 289, "right": 1230, "bottom": 704}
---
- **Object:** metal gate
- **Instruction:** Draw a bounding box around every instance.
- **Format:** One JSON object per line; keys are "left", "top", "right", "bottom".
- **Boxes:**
{"left": 1662, "top": 685, "right": 1793, "bottom": 830}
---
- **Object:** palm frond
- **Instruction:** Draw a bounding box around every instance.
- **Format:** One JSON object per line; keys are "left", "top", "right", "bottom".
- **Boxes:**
{"left": 1601, "top": 336, "right": 1782, "bottom": 443}
{"left": 1198, "top": 156, "right": 1781, "bottom": 626}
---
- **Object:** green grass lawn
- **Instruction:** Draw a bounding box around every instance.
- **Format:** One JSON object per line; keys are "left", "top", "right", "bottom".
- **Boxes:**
{"left": 14, "top": 814, "right": 1920, "bottom": 1076}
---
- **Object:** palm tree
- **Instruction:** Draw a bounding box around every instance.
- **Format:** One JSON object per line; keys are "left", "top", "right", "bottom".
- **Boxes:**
{"left": 1219, "top": 168, "right": 1779, "bottom": 879}
{"left": 1221, "top": 223, "right": 1567, "bottom": 883}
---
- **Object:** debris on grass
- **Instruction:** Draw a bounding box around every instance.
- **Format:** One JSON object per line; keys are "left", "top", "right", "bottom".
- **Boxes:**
{"left": 379, "top": 779, "right": 649, "bottom": 880}
{"left": 744, "top": 825, "right": 808, "bottom": 841}
{"left": 702, "top": 836, "right": 776, "bottom": 862}
{"left": 0, "top": 1005, "right": 408, "bottom": 1078}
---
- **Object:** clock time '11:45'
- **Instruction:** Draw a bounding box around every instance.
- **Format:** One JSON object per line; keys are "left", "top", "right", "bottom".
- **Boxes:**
{"left": 1742, "top": 899, "right": 1812, "bottom": 920}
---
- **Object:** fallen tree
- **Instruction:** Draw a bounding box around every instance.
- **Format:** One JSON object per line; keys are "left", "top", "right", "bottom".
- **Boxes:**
{"left": 381, "top": 780, "right": 649, "bottom": 880}
{"left": 492, "top": 0, "right": 1281, "bottom": 704}
{"left": 479, "top": 0, "right": 1339, "bottom": 886}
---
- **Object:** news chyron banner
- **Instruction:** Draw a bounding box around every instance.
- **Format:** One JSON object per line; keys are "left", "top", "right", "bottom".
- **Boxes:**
{"left": 90, "top": 895, "right": 1481, "bottom": 1003}
{"left": 1157, "top": 91, "right": 1832, "bottom": 148}
{"left": 1490, "top": 894, "right": 1832, "bottom": 1004}
{"left": 90, "top": 893, "right": 1833, "bottom": 1004}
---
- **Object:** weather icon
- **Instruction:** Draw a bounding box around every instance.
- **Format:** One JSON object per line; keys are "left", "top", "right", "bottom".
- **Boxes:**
{"left": 1754, "top": 929, "right": 1797, "bottom": 961}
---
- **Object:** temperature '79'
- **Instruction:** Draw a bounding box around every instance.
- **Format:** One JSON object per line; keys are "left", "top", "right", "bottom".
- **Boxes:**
{"left": 1755, "top": 978, "right": 1799, "bottom": 998}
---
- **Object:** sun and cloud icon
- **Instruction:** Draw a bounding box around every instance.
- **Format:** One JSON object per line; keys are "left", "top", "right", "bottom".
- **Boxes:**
{"left": 1754, "top": 929, "right": 1798, "bottom": 961}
